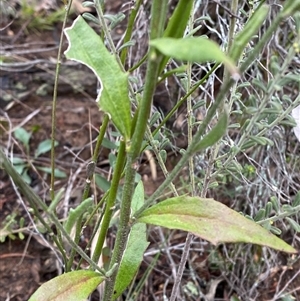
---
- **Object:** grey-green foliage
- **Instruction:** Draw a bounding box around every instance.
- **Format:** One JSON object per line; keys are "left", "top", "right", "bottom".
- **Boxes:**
{"left": 254, "top": 193, "right": 300, "bottom": 235}
{"left": 12, "top": 127, "right": 65, "bottom": 184}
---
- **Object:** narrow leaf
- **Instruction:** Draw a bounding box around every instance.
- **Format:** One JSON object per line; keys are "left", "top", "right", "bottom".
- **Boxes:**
{"left": 28, "top": 270, "right": 105, "bottom": 301}
{"left": 292, "top": 191, "right": 300, "bottom": 207}
{"left": 14, "top": 127, "right": 31, "bottom": 152}
{"left": 64, "top": 197, "right": 93, "bottom": 235}
{"left": 137, "top": 196, "right": 297, "bottom": 253}
{"left": 151, "top": 37, "right": 239, "bottom": 78}
{"left": 286, "top": 217, "right": 300, "bottom": 232}
{"left": 35, "top": 139, "right": 58, "bottom": 158}
{"left": 64, "top": 16, "right": 132, "bottom": 141}
{"left": 37, "top": 166, "right": 67, "bottom": 178}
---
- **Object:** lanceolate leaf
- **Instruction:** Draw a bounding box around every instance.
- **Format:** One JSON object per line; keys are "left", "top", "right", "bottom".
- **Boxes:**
{"left": 35, "top": 139, "right": 58, "bottom": 158}
{"left": 137, "top": 196, "right": 297, "bottom": 253}
{"left": 151, "top": 37, "right": 239, "bottom": 78}
{"left": 64, "top": 16, "right": 132, "bottom": 141}
{"left": 28, "top": 270, "right": 105, "bottom": 301}
{"left": 113, "top": 181, "right": 149, "bottom": 299}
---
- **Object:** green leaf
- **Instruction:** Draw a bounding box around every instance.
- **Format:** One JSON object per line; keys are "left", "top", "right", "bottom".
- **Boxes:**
{"left": 163, "top": 0, "right": 193, "bottom": 39}
{"left": 14, "top": 127, "right": 31, "bottom": 152}
{"left": 102, "top": 137, "right": 118, "bottom": 149}
{"left": 229, "top": 5, "right": 269, "bottom": 62}
{"left": 64, "top": 16, "right": 132, "bottom": 141}
{"left": 137, "top": 196, "right": 297, "bottom": 253}
{"left": 131, "top": 181, "right": 145, "bottom": 214}
{"left": 113, "top": 181, "right": 149, "bottom": 299}
{"left": 64, "top": 197, "right": 94, "bottom": 235}
{"left": 248, "top": 136, "right": 269, "bottom": 146}
{"left": 292, "top": 191, "right": 300, "bottom": 207}
{"left": 286, "top": 217, "right": 300, "bottom": 232}
{"left": 13, "top": 163, "right": 27, "bottom": 175}
{"left": 35, "top": 139, "right": 58, "bottom": 158}
{"left": 82, "top": 12, "right": 100, "bottom": 25}
{"left": 28, "top": 270, "right": 105, "bottom": 301}
{"left": 151, "top": 37, "right": 239, "bottom": 78}
{"left": 265, "top": 202, "right": 273, "bottom": 217}
{"left": 270, "top": 196, "right": 280, "bottom": 212}
{"left": 159, "top": 0, "right": 194, "bottom": 73}
{"left": 95, "top": 174, "right": 111, "bottom": 192}
{"left": 21, "top": 169, "right": 32, "bottom": 184}
{"left": 11, "top": 157, "right": 25, "bottom": 165}
{"left": 192, "top": 109, "right": 228, "bottom": 153}
{"left": 254, "top": 208, "right": 266, "bottom": 222}
{"left": 37, "top": 166, "right": 67, "bottom": 178}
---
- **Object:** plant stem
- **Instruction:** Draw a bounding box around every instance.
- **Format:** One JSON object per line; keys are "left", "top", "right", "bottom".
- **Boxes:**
{"left": 50, "top": 1, "right": 72, "bottom": 200}
{"left": 223, "top": 0, "right": 238, "bottom": 83}
{"left": 103, "top": 1, "right": 168, "bottom": 299}
{"left": 92, "top": 141, "right": 126, "bottom": 264}
{"left": 66, "top": 214, "right": 83, "bottom": 272}
{"left": 94, "top": 0, "right": 124, "bottom": 71}
{"left": 120, "top": 0, "right": 142, "bottom": 65}
{"left": 135, "top": 76, "right": 235, "bottom": 218}
{"left": 82, "top": 114, "right": 109, "bottom": 201}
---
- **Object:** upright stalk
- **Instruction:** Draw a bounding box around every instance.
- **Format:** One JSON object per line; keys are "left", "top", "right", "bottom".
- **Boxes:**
{"left": 92, "top": 141, "right": 126, "bottom": 264}
{"left": 103, "top": 1, "right": 168, "bottom": 299}
{"left": 50, "top": 1, "right": 72, "bottom": 200}
{"left": 120, "top": 0, "right": 143, "bottom": 65}
{"left": 82, "top": 114, "right": 109, "bottom": 201}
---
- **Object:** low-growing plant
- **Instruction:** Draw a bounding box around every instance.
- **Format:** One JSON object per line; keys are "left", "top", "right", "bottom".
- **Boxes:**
{"left": 0, "top": 213, "right": 25, "bottom": 242}
{"left": 12, "top": 126, "right": 66, "bottom": 184}
{"left": 1, "top": 0, "right": 300, "bottom": 300}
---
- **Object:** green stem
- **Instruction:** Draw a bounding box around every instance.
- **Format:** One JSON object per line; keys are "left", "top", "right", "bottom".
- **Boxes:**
{"left": 103, "top": 1, "right": 168, "bottom": 299}
{"left": 82, "top": 114, "right": 109, "bottom": 201}
{"left": 92, "top": 141, "right": 126, "bottom": 264}
{"left": 50, "top": 1, "right": 72, "bottom": 200}
{"left": 66, "top": 214, "right": 83, "bottom": 271}
{"left": 120, "top": 0, "right": 142, "bottom": 65}
{"left": 94, "top": 0, "right": 124, "bottom": 70}
{"left": 103, "top": 158, "right": 135, "bottom": 300}
{"left": 135, "top": 77, "right": 235, "bottom": 218}
{"left": 223, "top": 0, "right": 238, "bottom": 83}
